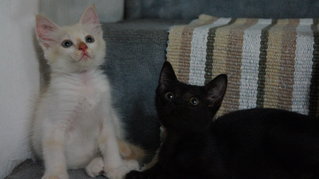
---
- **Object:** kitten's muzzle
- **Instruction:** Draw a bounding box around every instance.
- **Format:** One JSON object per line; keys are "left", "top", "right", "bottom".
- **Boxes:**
{"left": 78, "top": 42, "right": 88, "bottom": 52}
{"left": 78, "top": 42, "right": 91, "bottom": 60}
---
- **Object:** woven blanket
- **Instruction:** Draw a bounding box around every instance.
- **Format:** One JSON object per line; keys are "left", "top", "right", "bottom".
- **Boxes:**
{"left": 166, "top": 15, "right": 319, "bottom": 117}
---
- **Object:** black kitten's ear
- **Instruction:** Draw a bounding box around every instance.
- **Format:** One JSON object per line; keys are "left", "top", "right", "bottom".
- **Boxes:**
{"left": 159, "top": 61, "right": 178, "bottom": 86}
{"left": 205, "top": 74, "right": 227, "bottom": 107}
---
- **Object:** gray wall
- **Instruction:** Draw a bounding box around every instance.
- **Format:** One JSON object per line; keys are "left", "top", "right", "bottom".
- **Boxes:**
{"left": 40, "top": 0, "right": 124, "bottom": 25}
{"left": 125, "top": 0, "right": 319, "bottom": 20}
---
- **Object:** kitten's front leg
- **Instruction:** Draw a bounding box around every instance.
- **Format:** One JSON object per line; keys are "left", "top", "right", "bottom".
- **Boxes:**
{"left": 99, "top": 111, "right": 139, "bottom": 179}
{"left": 42, "top": 123, "right": 68, "bottom": 179}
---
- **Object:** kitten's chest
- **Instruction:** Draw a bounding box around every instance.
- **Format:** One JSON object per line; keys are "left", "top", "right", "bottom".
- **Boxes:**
{"left": 53, "top": 71, "right": 108, "bottom": 110}
{"left": 78, "top": 73, "right": 108, "bottom": 109}
{"left": 78, "top": 74, "right": 103, "bottom": 106}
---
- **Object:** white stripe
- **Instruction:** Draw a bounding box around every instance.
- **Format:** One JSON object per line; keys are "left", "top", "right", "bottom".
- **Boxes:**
{"left": 188, "top": 18, "right": 232, "bottom": 86}
{"left": 239, "top": 19, "right": 272, "bottom": 109}
{"left": 292, "top": 19, "right": 314, "bottom": 115}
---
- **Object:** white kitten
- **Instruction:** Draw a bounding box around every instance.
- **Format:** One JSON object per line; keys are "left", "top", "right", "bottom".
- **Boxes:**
{"left": 32, "top": 6, "right": 144, "bottom": 179}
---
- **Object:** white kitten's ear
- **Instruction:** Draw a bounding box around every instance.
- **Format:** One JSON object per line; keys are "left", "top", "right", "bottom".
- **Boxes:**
{"left": 80, "top": 5, "right": 100, "bottom": 25}
{"left": 79, "top": 5, "right": 102, "bottom": 34}
{"left": 35, "top": 15, "right": 60, "bottom": 48}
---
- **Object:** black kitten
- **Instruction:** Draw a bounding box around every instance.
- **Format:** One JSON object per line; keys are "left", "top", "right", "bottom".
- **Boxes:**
{"left": 126, "top": 61, "right": 319, "bottom": 179}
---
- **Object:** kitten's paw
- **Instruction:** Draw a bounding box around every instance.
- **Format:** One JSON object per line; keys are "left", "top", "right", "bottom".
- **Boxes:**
{"left": 104, "top": 166, "right": 127, "bottom": 179}
{"left": 41, "top": 172, "right": 69, "bottom": 179}
{"left": 123, "top": 160, "right": 140, "bottom": 171}
{"left": 104, "top": 161, "right": 138, "bottom": 179}
{"left": 85, "top": 157, "right": 104, "bottom": 177}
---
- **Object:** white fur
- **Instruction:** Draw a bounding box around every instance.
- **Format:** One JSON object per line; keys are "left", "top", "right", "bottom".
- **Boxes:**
{"left": 32, "top": 6, "right": 139, "bottom": 179}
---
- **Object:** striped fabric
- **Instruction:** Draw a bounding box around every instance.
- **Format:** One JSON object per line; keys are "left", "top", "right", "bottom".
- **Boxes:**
{"left": 166, "top": 16, "right": 319, "bottom": 117}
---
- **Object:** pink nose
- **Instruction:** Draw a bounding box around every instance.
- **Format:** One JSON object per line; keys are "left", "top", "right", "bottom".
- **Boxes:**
{"left": 78, "top": 42, "right": 88, "bottom": 51}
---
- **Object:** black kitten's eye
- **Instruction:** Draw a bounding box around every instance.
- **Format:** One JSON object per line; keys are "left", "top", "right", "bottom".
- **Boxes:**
{"left": 164, "top": 92, "right": 174, "bottom": 101}
{"left": 61, "top": 40, "right": 73, "bottom": 48}
{"left": 85, "top": 35, "right": 95, "bottom": 43}
{"left": 189, "top": 97, "right": 200, "bottom": 106}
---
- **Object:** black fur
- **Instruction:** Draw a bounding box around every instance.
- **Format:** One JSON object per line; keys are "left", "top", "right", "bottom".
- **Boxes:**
{"left": 126, "top": 61, "right": 319, "bottom": 179}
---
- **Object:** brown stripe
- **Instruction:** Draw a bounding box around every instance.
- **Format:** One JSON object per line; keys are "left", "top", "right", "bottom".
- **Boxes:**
{"left": 177, "top": 19, "right": 218, "bottom": 83}
{"left": 211, "top": 19, "right": 237, "bottom": 116}
{"left": 167, "top": 25, "right": 186, "bottom": 79}
{"left": 256, "top": 19, "right": 278, "bottom": 107}
{"left": 167, "top": 20, "right": 213, "bottom": 83}
{"left": 204, "top": 19, "right": 234, "bottom": 84}
{"left": 263, "top": 19, "right": 290, "bottom": 109}
{"left": 211, "top": 18, "right": 257, "bottom": 116}
{"left": 222, "top": 18, "right": 258, "bottom": 115}
{"left": 176, "top": 26, "right": 194, "bottom": 83}
{"left": 278, "top": 19, "right": 299, "bottom": 110}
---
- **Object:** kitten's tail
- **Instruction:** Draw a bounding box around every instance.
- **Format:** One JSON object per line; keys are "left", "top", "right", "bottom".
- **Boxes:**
{"left": 118, "top": 139, "right": 146, "bottom": 162}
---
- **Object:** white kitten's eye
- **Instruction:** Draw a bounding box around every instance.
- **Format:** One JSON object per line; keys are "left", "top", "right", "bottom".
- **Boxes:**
{"left": 61, "top": 40, "right": 73, "bottom": 48}
{"left": 85, "top": 35, "right": 95, "bottom": 43}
